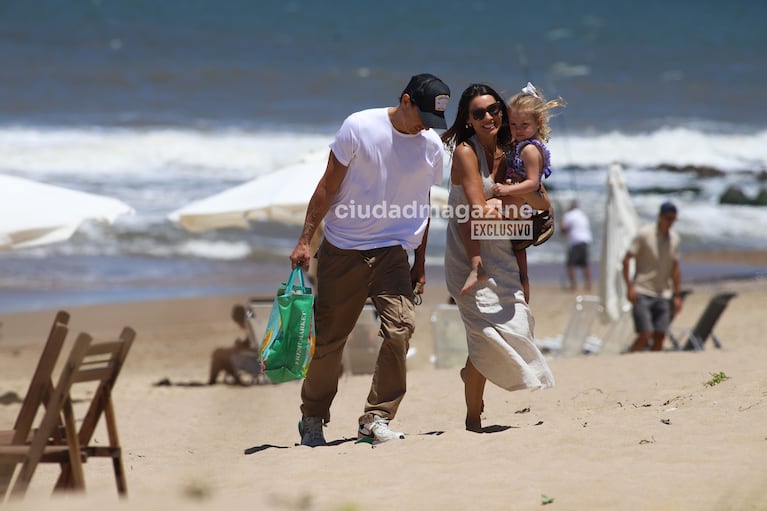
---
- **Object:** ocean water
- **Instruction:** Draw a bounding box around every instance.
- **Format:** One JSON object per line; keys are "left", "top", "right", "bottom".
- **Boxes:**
{"left": 1, "top": 0, "right": 766, "bottom": 312}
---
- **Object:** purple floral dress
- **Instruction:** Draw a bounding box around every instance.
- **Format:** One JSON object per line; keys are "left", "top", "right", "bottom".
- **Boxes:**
{"left": 504, "top": 139, "right": 552, "bottom": 190}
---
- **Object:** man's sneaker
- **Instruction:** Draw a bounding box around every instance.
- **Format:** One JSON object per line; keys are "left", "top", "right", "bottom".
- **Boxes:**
{"left": 358, "top": 416, "right": 405, "bottom": 444}
{"left": 299, "top": 416, "right": 327, "bottom": 447}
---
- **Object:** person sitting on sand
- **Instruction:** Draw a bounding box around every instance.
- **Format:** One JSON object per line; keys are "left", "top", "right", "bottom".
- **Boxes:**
{"left": 208, "top": 304, "right": 265, "bottom": 385}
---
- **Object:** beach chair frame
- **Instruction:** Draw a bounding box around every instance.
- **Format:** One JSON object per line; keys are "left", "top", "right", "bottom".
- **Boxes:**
{"left": 0, "top": 312, "right": 70, "bottom": 495}
{"left": 536, "top": 295, "right": 603, "bottom": 357}
{"left": 0, "top": 326, "right": 87, "bottom": 499}
{"left": 430, "top": 303, "right": 468, "bottom": 369}
{"left": 668, "top": 292, "right": 737, "bottom": 351}
{"left": 0, "top": 311, "right": 70, "bottom": 447}
{"left": 0, "top": 326, "right": 134, "bottom": 499}
{"left": 54, "top": 327, "right": 134, "bottom": 495}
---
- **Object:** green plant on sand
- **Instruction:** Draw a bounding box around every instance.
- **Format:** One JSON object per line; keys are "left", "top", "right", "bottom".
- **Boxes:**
{"left": 704, "top": 371, "right": 730, "bottom": 387}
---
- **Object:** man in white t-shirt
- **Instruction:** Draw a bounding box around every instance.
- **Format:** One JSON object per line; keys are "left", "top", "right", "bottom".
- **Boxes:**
{"left": 290, "top": 74, "right": 450, "bottom": 446}
{"left": 559, "top": 200, "right": 593, "bottom": 291}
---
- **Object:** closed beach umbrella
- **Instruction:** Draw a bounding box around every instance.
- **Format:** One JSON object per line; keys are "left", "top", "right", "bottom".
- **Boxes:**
{"left": 0, "top": 173, "right": 133, "bottom": 250}
{"left": 168, "top": 155, "right": 449, "bottom": 233}
{"left": 168, "top": 158, "right": 324, "bottom": 232}
{"left": 598, "top": 163, "right": 641, "bottom": 323}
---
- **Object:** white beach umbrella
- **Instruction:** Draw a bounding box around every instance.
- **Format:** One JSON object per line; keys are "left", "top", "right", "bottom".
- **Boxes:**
{"left": 168, "top": 154, "right": 449, "bottom": 233}
{"left": 168, "top": 159, "right": 323, "bottom": 232}
{"left": 0, "top": 173, "right": 134, "bottom": 250}
{"left": 598, "top": 163, "right": 641, "bottom": 323}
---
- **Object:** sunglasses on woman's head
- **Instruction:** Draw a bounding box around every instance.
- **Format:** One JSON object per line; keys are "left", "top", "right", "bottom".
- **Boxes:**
{"left": 470, "top": 101, "right": 503, "bottom": 121}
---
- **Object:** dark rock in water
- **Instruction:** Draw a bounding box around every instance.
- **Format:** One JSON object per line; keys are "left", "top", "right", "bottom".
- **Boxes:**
{"left": 753, "top": 188, "right": 767, "bottom": 206}
{"left": 635, "top": 186, "right": 702, "bottom": 196}
{"left": 656, "top": 164, "right": 725, "bottom": 177}
{"left": 656, "top": 164, "right": 681, "bottom": 172}
{"left": 757, "top": 170, "right": 767, "bottom": 182}
{"left": 691, "top": 165, "right": 726, "bottom": 178}
{"left": 719, "top": 185, "right": 755, "bottom": 205}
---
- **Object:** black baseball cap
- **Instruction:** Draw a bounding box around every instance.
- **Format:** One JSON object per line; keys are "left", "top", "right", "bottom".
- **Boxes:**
{"left": 659, "top": 201, "right": 678, "bottom": 215}
{"left": 403, "top": 73, "right": 450, "bottom": 129}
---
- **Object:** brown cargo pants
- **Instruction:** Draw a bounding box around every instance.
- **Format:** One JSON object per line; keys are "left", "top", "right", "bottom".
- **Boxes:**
{"left": 300, "top": 239, "right": 416, "bottom": 425}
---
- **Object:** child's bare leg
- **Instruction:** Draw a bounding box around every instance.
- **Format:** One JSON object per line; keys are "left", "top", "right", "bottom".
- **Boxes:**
{"left": 515, "top": 248, "right": 530, "bottom": 302}
{"left": 522, "top": 183, "right": 551, "bottom": 212}
{"left": 500, "top": 195, "right": 525, "bottom": 220}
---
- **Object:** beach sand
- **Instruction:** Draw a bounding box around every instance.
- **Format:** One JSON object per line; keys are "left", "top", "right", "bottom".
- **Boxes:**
{"left": 1, "top": 255, "right": 766, "bottom": 510}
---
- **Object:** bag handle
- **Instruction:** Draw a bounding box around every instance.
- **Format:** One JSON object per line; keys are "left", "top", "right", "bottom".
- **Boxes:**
{"left": 282, "top": 267, "right": 309, "bottom": 296}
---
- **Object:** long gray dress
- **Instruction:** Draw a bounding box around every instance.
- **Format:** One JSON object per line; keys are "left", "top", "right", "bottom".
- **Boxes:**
{"left": 444, "top": 136, "right": 554, "bottom": 391}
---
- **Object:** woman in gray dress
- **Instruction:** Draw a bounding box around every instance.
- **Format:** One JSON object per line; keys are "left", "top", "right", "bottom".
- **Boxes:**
{"left": 441, "top": 83, "right": 554, "bottom": 432}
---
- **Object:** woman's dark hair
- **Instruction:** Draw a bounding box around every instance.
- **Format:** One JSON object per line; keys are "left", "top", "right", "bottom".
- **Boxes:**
{"left": 441, "top": 83, "right": 510, "bottom": 151}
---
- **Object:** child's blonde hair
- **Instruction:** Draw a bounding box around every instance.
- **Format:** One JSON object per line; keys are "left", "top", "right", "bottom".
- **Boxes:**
{"left": 507, "top": 82, "right": 566, "bottom": 142}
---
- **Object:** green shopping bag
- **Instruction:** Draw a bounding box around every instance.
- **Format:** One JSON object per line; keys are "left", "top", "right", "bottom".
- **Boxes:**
{"left": 259, "top": 267, "right": 316, "bottom": 383}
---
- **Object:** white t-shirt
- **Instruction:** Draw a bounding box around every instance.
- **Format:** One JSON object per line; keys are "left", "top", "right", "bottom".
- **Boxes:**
{"left": 324, "top": 108, "right": 444, "bottom": 250}
{"left": 560, "top": 208, "right": 593, "bottom": 246}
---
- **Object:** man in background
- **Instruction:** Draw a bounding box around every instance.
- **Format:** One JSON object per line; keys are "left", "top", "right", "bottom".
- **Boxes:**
{"left": 560, "top": 200, "right": 593, "bottom": 292}
{"left": 622, "top": 201, "right": 682, "bottom": 352}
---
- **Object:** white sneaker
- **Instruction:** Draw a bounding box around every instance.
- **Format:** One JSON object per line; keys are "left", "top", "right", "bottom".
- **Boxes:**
{"left": 300, "top": 416, "right": 327, "bottom": 447}
{"left": 358, "top": 416, "right": 405, "bottom": 444}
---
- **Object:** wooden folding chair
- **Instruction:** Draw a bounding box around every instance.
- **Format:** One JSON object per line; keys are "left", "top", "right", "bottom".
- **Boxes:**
{"left": 54, "top": 326, "right": 134, "bottom": 496}
{"left": 0, "top": 311, "right": 70, "bottom": 445}
{"left": 0, "top": 325, "right": 88, "bottom": 499}
{"left": 0, "top": 312, "right": 70, "bottom": 494}
{"left": 0, "top": 326, "right": 134, "bottom": 499}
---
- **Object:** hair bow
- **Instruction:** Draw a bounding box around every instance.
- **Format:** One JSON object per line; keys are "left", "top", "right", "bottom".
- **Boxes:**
{"left": 521, "top": 82, "right": 538, "bottom": 97}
